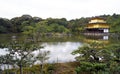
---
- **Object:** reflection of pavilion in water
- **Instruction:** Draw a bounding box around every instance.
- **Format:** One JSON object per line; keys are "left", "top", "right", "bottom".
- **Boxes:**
{"left": 84, "top": 35, "right": 109, "bottom": 44}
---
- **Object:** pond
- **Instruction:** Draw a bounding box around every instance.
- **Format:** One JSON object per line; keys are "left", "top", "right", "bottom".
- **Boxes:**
{"left": 0, "top": 33, "right": 120, "bottom": 63}
{"left": 34, "top": 42, "right": 82, "bottom": 63}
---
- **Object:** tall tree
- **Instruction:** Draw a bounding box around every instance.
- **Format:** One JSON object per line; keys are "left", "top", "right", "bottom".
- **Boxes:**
{"left": 72, "top": 42, "right": 111, "bottom": 73}
{"left": 5, "top": 40, "right": 41, "bottom": 74}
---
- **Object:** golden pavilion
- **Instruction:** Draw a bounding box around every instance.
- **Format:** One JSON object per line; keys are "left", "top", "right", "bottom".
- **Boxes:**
{"left": 85, "top": 17, "right": 109, "bottom": 33}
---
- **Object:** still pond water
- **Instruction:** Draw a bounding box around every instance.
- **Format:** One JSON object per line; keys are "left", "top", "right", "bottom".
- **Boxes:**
{"left": 0, "top": 34, "right": 120, "bottom": 63}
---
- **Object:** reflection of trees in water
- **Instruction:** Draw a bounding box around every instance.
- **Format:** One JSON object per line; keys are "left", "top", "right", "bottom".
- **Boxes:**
{"left": 109, "top": 33, "right": 120, "bottom": 43}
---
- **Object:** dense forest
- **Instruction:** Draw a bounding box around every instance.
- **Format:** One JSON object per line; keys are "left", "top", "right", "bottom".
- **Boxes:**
{"left": 0, "top": 13, "right": 120, "bottom": 34}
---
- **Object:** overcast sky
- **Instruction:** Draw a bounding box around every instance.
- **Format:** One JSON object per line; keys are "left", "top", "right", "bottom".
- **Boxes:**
{"left": 0, "top": 0, "right": 120, "bottom": 20}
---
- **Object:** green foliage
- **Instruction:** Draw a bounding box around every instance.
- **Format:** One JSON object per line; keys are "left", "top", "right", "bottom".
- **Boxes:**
{"left": 75, "top": 62, "right": 106, "bottom": 73}
{"left": 72, "top": 42, "right": 120, "bottom": 73}
{"left": 49, "top": 23, "right": 69, "bottom": 33}
{"left": 105, "top": 44, "right": 120, "bottom": 62}
{"left": 35, "top": 21, "right": 48, "bottom": 34}
{"left": 0, "top": 26, "right": 7, "bottom": 33}
{"left": 72, "top": 42, "right": 108, "bottom": 62}
{"left": 0, "top": 18, "right": 13, "bottom": 33}
{"left": 10, "top": 15, "right": 39, "bottom": 33}
{"left": 1, "top": 14, "right": 120, "bottom": 33}
{"left": 0, "top": 39, "right": 42, "bottom": 74}
{"left": 22, "top": 26, "right": 35, "bottom": 36}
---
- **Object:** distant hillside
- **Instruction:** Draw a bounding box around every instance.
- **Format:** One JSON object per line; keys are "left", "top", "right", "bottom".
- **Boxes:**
{"left": 0, "top": 13, "right": 120, "bottom": 34}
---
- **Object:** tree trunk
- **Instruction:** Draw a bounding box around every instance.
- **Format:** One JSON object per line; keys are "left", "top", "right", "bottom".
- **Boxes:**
{"left": 7, "top": 65, "right": 9, "bottom": 74}
{"left": 40, "top": 64, "right": 43, "bottom": 74}
{"left": 19, "top": 63, "right": 23, "bottom": 74}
